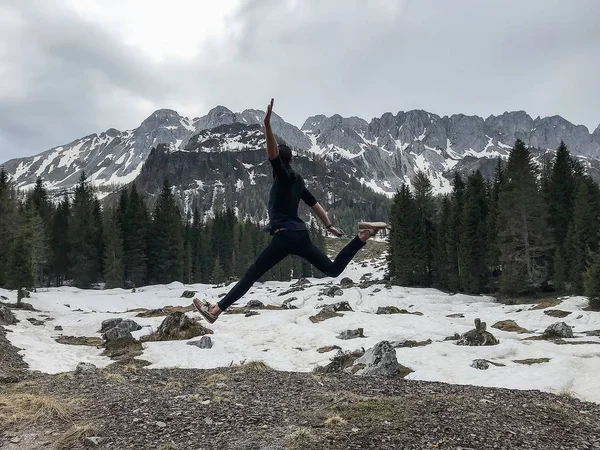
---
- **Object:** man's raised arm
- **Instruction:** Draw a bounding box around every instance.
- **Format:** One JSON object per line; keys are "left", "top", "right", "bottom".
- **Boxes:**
{"left": 311, "top": 202, "right": 343, "bottom": 237}
{"left": 264, "top": 98, "right": 278, "bottom": 160}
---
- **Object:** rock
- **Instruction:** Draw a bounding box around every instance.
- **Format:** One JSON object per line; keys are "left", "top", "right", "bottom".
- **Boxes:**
{"left": 282, "top": 297, "right": 298, "bottom": 309}
{"left": 321, "top": 286, "right": 343, "bottom": 298}
{"left": 144, "top": 312, "right": 213, "bottom": 341}
{"left": 544, "top": 309, "right": 571, "bottom": 318}
{"left": 100, "top": 318, "right": 124, "bottom": 333}
{"left": 317, "top": 345, "right": 341, "bottom": 353}
{"left": 456, "top": 318, "right": 499, "bottom": 346}
{"left": 376, "top": 306, "right": 401, "bottom": 315}
{"left": 393, "top": 339, "right": 432, "bottom": 348}
{"left": 372, "top": 288, "right": 382, "bottom": 293}
{"left": 246, "top": 300, "right": 264, "bottom": 309}
{"left": 543, "top": 322, "right": 574, "bottom": 339}
{"left": 54, "top": 325, "right": 63, "bottom": 331}
{"left": 346, "top": 341, "right": 400, "bottom": 377}
{"left": 0, "top": 304, "right": 16, "bottom": 325}
{"left": 584, "top": 330, "right": 600, "bottom": 337}
{"left": 319, "top": 301, "right": 353, "bottom": 313}
{"left": 339, "top": 277, "right": 354, "bottom": 288}
{"left": 446, "top": 313, "right": 465, "bottom": 318}
{"left": 309, "top": 310, "right": 343, "bottom": 323}
{"left": 0, "top": 295, "right": 8, "bottom": 300}
{"left": 291, "top": 278, "right": 311, "bottom": 287}
{"left": 492, "top": 320, "right": 529, "bottom": 333}
{"left": 245, "top": 310, "right": 260, "bottom": 317}
{"left": 75, "top": 362, "right": 98, "bottom": 375}
{"left": 444, "top": 333, "right": 461, "bottom": 341}
{"left": 360, "top": 273, "right": 373, "bottom": 281}
{"left": 471, "top": 359, "right": 490, "bottom": 370}
{"left": 187, "top": 336, "right": 213, "bottom": 349}
{"left": 103, "top": 327, "right": 135, "bottom": 343}
{"left": 156, "top": 421, "right": 167, "bottom": 428}
{"left": 85, "top": 436, "right": 103, "bottom": 446}
{"left": 315, "top": 349, "right": 365, "bottom": 373}
{"left": 27, "top": 318, "right": 45, "bottom": 326}
{"left": 181, "top": 290, "right": 196, "bottom": 298}
{"left": 336, "top": 328, "right": 365, "bottom": 340}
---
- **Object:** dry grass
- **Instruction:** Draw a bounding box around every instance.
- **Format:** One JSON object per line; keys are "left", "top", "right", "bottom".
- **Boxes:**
{"left": 161, "top": 380, "right": 182, "bottom": 392}
{"left": 53, "top": 422, "right": 99, "bottom": 449}
{"left": 513, "top": 358, "right": 551, "bottom": 365}
{"left": 55, "top": 336, "right": 103, "bottom": 346}
{"left": 238, "top": 360, "right": 273, "bottom": 372}
{"left": 529, "top": 297, "right": 562, "bottom": 310}
{"left": 309, "top": 310, "right": 344, "bottom": 323}
{"left": 135, "top": 305, "right": 195, "bottom": 318}
{"left": 492, "top": 320, "right": 530, "bottom": 333}
{"left": 324, "top": 414, "right": 347, "bottom": 427}
{"left": 101, "top": 372, "right": 127, "bottom": 383}
{"left": 0, "top": 393, "right": 74, "bottom": 425}
{"left": 205, "top": 373, "right": 228, "bottom": 386}
{"left": 286, "top": 427, "right": 317, "bottom": 450}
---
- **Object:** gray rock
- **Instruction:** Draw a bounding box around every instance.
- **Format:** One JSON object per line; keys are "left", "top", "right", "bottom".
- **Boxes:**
{"left": 245, "top": 310, "right": 260, "bottom": 317}
{"left": 376, "top": 306, "right": 401, "bottom": 315}
{"left": 320, "top": 301, "right": 353, "bottom": 313}
{"left": 100, "top": 318, "right": 123, "bottom": 333}
{"left": 336, "top": 328, "right": 365, "bottom": 340}
{"left": 456, "top": 318, "right": 499, "bottom": 346}
{"left": 322, "top": 286, "right": 343, "bottom": 298}
{"left": 282, "top": 297, "right": 298, "bottom": 309}
{"left": 0, "top": 304, "right": 16, "bottom": 325}
{"left": 543, "top": 322, "right": 574, "bottom": 339}
{"left": 339, "top": 277, "right": 354, "bottom": 288}
{"left": 291, "top": 278, "right": 311, "bottom": 287}
{"left": 246, "top": 300, "right": 264, "bottom": 309}
{"left": 85, "top": 437, "right": 103, "bottom": 446}
{"left": 181, "top": 290, "right": 196, "bottom": 298}
{"left": 54, "top": 325, "right": 63, "bottom": 331}
{"left": 75, "top": 362, "right": 98, "bottom": 374}
{"left": 347, "top": 341, "right": 400, "bottom": 377}
{"left": 187, "top": 336, "right": 213, "bottom": 349}
{"left": 471, "top": 359, "right": 490, "bottom": 370}
{"left": 102, "top": 319, "right": 141, "bottom": 341}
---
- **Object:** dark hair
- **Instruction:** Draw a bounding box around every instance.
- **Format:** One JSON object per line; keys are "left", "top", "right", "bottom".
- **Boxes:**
{"left": 278, "top": 144, "right": 292, "bottom": 166}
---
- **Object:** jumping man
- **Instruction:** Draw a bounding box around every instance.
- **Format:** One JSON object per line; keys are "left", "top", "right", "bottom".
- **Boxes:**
{"left": 194, "top": 99, "right": 386, "bottom": 323}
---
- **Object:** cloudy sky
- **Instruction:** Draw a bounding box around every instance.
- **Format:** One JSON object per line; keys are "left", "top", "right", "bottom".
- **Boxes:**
{"left": 1, "top": 0, "right": 599, "bottom": 161}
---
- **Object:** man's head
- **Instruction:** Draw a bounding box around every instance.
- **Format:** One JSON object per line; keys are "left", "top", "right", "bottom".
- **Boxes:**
{"left": 278, "top": 144, "right": 293, "bottom": 166}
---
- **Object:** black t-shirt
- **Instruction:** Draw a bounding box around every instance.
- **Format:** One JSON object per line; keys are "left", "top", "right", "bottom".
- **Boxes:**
{"left": 266, "top": 156, "right": 317, "bottom": 232}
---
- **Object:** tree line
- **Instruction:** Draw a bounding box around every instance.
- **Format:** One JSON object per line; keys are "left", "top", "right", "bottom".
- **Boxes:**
{"left": 388, "top": 140, "right": 600, "bottom": 308}
{"left": 0, "top": 171, "right": 327, "bottom": 300}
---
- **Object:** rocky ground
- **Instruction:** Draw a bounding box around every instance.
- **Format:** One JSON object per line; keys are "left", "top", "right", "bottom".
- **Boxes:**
{"left": 1, "top": 356, "right": 600, "bottom": 450}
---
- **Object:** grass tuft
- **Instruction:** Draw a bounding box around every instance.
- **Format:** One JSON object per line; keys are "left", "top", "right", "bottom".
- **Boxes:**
{"left": 286, "top": 427, "right": 317, "bottom": 450}
{"left": 53, "top": 422, "right": 99, "bottom": 449}
{"left": 0, "top": 393, "right": 74, "bottom": 424}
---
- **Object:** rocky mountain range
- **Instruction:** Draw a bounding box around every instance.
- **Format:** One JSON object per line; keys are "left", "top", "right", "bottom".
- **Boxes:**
{"left": 3, "top": 106, "right": 600, "bottom": 202}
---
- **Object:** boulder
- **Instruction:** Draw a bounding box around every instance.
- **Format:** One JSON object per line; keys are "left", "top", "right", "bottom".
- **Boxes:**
{"left": 100, "top": 318, "right": 123, "bottom": 333}
{"left": 246, "top": 300, "right": 264, "bottom": 309}
{"left": 456, "top": 318, "right": 499, "bottom": 346}
{"left": 339, "top": 277, "right": 354, "bottom": 288}
{"left": 314, "top": 349, "right": 365, "bottom": 373}
{"left": 471, "top": 359, "right": 490, "bottom": 370}
{"left": 336, "top": 328, "right": 365, "bottom": 340}
{"left": 187, "top": 336, "right": 213, "bottom": 349}
{"left": 0, "top": 304, "right": 16, "bottom": 325}
{"left": 321, "top": 286, "right": 343, "bottom": 298}
{"left": 181, "top": 290, "right": 196, "bottom": 298}
{"left": 376, "top": 306, "right": 401, "bottom": 315}
{"left": 282, "top": 297, "right": 298, "bottom": 309}
{"left": 147, "top": 312, "right": 213, "bottom": 341}
{"left": 54, "top": 325, "right": 63, "bottom": 331}
{"left": 75, "top": 362, "right": 98, "bottom": 375}
{"left": 543, "top": 322, "right": 574, "bottom": 339}
{"left": 102, "top": 319, "right": 141, "bottom": 341}
{"left": 291, "top": 278, "right": 311, "bottom": 287}
{"left": 346, "top": 341, "right": 400, "bottom": 377}
{"left": 544, "top": 310, "right": 571, "bottom": 318}
{"left": 320, "top": 301, "right": 353, "bottom": 313}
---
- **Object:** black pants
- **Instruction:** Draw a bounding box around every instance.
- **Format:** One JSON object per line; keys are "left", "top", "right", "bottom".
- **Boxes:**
{"left": 217, "top": 230, "right": 365, "bottom": 310}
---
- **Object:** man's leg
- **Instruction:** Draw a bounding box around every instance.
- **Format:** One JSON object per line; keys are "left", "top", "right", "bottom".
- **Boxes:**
{"left": 294, "top": 230, "right": 370, "bottom": 278}
{"left": 213, "top": 235, "right": 290, "bottom": 314}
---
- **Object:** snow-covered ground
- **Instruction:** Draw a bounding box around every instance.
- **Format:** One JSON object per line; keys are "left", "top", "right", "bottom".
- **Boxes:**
{"left": 2, "top": 260, "right": 600, "bottom": 404}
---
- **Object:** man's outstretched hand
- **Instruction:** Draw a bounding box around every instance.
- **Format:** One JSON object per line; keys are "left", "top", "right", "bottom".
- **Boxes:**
{"left": 327, "top": 226, "right": 344, "bottom": 238}
{"left": 264, "top": 98, "right": 274, "bottom": 127}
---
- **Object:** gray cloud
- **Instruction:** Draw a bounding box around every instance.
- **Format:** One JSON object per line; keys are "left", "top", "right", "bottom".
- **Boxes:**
{"left": 1, "top": 0, "right": 599, "bottom": 162}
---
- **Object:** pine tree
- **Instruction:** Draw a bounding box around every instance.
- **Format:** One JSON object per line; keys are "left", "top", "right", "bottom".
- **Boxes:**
{"left": 497, "top": 140, "right": 552, "bottom": 294}
{"left": 8, "top": 233, "right": 34, "bottom": 304}
{"left": 486, "top": 159, "right": 504, "bottom": 276}
{"left": 148, "top": 178, "right": 184, "bottom": 283}
{"left": 547, "top": 142, "right": 576, "bottom": 248}
{"left": 565, "top": 177, "right": 600, "bottom": 293}
{"left": 388, "top": 184, "right": 416, "bottom": 285}
{"left": 211, "top": 256, "right": 225, "bottom": 284}
{"left": 433, "top": 196, "right": 452, "bottom": 288}
{"left": 50, "top": 195, "right": 70, "bottom": 286}
{"left": 122, "top": 185, "right": 148, "bottom": 287}
{"left": 447, "top": 172, "right": 466, "bottom": 291}
{"left": 69, "top": 172, "right": 101, "bottom": 288}
{"left": 459, "top": 171, "right": 489, "bottom": 293}
{"left": 583, "top": 251, "right": 600, "bottom": 310}
{"left": 412, "top": 172, "right": 436, "bottom": 286}
{"left": 103, "top": 208, "right": 125, "bottom": 289}
{"left": 23, "top": 203, "right": 50, "bottom": 289}
{"left": 0, "top": 168, "right": 18, "bottom": 287}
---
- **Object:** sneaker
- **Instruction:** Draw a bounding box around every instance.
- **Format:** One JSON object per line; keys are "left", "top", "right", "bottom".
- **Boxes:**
{"left": 358, "top": 222, "right": 388, "bottom": 236}
{"left": 193, "top": 298, "right": 218, "bottom": 324}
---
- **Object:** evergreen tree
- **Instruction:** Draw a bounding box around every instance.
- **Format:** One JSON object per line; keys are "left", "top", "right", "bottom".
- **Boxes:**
{"left": 497, "top": 140, "right": 552, "bottom": 294}
{"left": 69, "top": 172, "right": 101, "bottom": 288}
{"left": 148, "top": 179, "right": 184, "bottom": 283}
{"left": 122, "top": 185, "right": 148, "bottom": 287}
{"left": 547, "top": 142, "right": 576, "bottom": 248}
{"left": 388, "top": 185, "right": 416, "bottom": 285}
{"left": 447, "top": 172, "right": 466, "bottom": 291}
{"left": 103, "top": 208, "right": 125, "bottom": 289}
{"left": 486, "top": 159, "right": 504, "bottom": 276}
{"left": 583, "top": 251, "right": 600, "bottom": 310}
{"left": 565, "top": 177, "right": 600, "bottom": 293}
{"left": 433, "top": 196, "right": 451, "bottom": 288}
{"left": 211, "top": 256, "right": 225, "bottom": 284}
{"left": 50, "top": 195, "right": 70, "bottom": 286}
{"left": 412, "top": 172, "right": 436, "bottom": 286}
{"left": 8, "top": 233, "right": 34, "bottom": 304}
{"left": 0, "top": 168, "right": 18, "bottom": 287}
{"left": 23, "top": 203, "right": 50, "bottom": 289}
